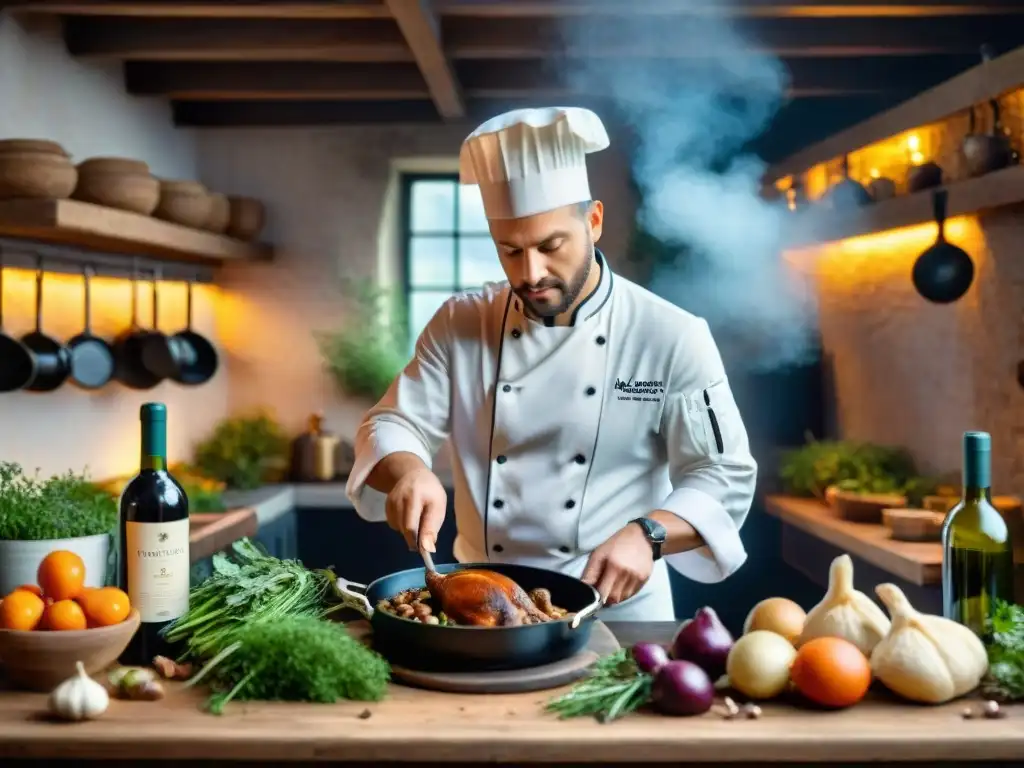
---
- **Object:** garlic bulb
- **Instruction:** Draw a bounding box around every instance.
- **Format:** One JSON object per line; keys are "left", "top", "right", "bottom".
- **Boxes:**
{"left": 48, "top": 661, "right": 110, "bottom": 721}
{"left": 797, "top": 554, "right": 891, "bottom": 654}
{"left": 870, "top": 583, "right": 988, "bottom": 704}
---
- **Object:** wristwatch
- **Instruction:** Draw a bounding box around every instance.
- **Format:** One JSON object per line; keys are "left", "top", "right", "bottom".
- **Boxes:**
{"left": 631, "top": 517, "right": 667, "bottom": 561}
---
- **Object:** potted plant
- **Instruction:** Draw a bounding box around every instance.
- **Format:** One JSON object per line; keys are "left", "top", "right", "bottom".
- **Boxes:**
{"left": 0, "top": 462, "right": 118, "bottom": 594}
{"left": 192, "top": 411, "right": 290, "bottom": 491}
{"left": 315, "top": 278, "right": 409, "bottom": 402}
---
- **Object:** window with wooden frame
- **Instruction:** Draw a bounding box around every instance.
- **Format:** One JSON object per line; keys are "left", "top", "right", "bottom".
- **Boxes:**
{"left": 400, "top": 173, "right": 505, "bottom": 345}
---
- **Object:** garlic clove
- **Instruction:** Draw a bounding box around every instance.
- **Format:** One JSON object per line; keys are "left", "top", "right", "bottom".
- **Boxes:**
{"left": 48, "top": 660, "right": 110, "bottom": 721}
{"left": 871, "top": 583, "right": 988, "bottom": 704}
{"left": 798, "top": 554, "right": 891, "bottom": 654}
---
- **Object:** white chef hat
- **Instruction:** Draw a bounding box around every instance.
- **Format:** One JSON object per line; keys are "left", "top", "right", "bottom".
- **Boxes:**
{"left": 459, "top": 106, "right": 610, "bottom": 221}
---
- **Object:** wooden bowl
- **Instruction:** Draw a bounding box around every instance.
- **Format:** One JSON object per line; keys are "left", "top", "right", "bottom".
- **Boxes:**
{"left": 0, "top": 609, "right": 140, "bottom": 691}
{"left": 226, "top": 195, "right": 266, "bottom": 241}
{"left": 74, "top": 157, "right": 160, "bottom": 214}
{"left": 883, "top": 508, "right": 945, "bottom": 542}
{"left": 0, "top": 151, "right": 77, "bottom": 200}
{"left": 831, "top": 490, "right": 906, "bottom": 523}
{"left": 204, "top": 191, "right": 230, "bottom": 234}
{"left": 0, "top": 139, "right": 69, "bottom": 158}
{"left": 155, "top": 180, "right": 211, "bottom": 228}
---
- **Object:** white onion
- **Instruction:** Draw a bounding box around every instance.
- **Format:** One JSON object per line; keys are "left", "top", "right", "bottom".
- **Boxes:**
{"left": 726, "top": 630, "right": 798, "bottom": 700}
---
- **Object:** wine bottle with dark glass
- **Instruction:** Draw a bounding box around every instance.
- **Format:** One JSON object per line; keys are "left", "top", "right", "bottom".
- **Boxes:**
{"left": 117, "top": 402, "right": 190, "bottom": 665}
{"left": 941, "top": 430, "right": 1014, "bottom": 638}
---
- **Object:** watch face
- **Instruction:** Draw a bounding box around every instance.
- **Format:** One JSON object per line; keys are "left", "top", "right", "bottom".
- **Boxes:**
{"left": 637, "top": 517, "right": 666, "bottom": 543}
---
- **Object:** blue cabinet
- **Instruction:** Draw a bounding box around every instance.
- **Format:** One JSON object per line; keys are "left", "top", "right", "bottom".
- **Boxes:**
{"left": 256, "top": 510, "right": 299, "bottom": 562}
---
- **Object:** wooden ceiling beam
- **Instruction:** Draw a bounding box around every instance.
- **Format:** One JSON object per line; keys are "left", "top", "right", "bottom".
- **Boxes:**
{"left": 381, "top": 0, "right": 464, "bottom": 118}
{"left": 61, "top": 15, "right": 1020, "bottom": 62}
{"left": 5, "top": 1, "right": 390, "bottom": 18}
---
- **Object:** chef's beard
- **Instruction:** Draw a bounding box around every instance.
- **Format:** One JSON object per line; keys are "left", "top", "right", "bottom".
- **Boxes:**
{"left": 514, "top": 234, "right": 595, "bottom": 319}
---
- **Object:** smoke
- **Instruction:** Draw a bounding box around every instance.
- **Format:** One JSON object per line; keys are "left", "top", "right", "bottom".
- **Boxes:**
{"left": 558, "top": 5, "right": 819, "bottom": 371}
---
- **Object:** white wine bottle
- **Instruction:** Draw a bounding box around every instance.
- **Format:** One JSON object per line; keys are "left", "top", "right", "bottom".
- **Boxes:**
{"left": 941, "top": 431, "right": 1014, "bottom": 637}
{"left": 117, "top": 403, "right": 190, "bottom": 665}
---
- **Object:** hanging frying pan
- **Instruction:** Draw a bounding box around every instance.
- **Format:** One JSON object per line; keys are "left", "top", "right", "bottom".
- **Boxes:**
{"left": 0, "top": 254, "right": 36, "bottom": 392}
{"left": 67, "top": 265, "right": 115, "bottom": 390}
{"left": 112, "top": 266, "right": 164, "bottom": 390}
{"left": 21, "top": 263, "right": 71, "bottom": 393}
{"left": 911, "top": 189, "right": 974, "bottom": 304}
{"left": 142, "top": 278, "right": 218, "bottom": 385}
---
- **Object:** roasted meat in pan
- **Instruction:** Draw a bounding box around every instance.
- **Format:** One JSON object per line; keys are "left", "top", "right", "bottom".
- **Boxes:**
{"left": 425, "top": 568, "right": 553, "bottom": 627}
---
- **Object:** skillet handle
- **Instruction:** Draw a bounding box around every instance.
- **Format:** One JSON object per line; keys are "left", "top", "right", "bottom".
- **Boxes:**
{"left": 335, "top": 577, "right": 374, "bottom": 619}
{"left": 570, "top": 596, "right": 604, "bottom": 630}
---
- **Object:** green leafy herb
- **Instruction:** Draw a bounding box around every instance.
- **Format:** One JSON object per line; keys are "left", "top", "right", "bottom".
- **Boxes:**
{"left": 193, "top": 412, "right": 290, "bottom": 490}
{"left": 185, "top": 615, "right": 391, "bottom": 714}
{"left": 982, "top": 600, "right": 1024, "bottom": 701}
{"left": 0, "top": 462, "right": 117, "bottom": 541}
{"left": 315, "top": 278, "right": 409, "bottom": 401}
{"left": 545, "top": 649, "right": 652, "bottom": 723}
{"left": 163, "top": 538, "right": 338, "bottom": 661}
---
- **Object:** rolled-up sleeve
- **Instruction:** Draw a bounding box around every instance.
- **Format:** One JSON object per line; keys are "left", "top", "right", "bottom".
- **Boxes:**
{"left": 345, "top": 302, "right": 453, "bottom": 522}
{"left": 658, "top": 320, "right": 757, "bottom": 583}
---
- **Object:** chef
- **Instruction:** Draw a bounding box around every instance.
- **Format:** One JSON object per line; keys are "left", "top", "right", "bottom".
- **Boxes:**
{"left": 346, "top": 106, "right": 758, "bottom": 621}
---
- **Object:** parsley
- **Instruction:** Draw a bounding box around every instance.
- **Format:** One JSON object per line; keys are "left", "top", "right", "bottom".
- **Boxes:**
{"left": 982, "top": 599, "right": 1024, "bottom": 702}
{"left": 0, "top": 462, "right": 117, "bottom": 541}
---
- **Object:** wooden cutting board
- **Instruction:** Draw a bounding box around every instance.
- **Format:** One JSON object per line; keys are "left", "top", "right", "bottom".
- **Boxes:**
{"left": 346, "top": 619, "right": 620, "bottom": 694}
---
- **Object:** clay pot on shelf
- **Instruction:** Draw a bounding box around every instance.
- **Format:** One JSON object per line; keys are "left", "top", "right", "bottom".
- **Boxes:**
{"left": 867, "top": 176, "right": 896, "bottom": 201}
{"left": 73, "top": 157, "right": 160, "bottom": 215}
{"left": 155, "top": 180, "right": 212, "bottom": 229}
{"left": 226, "top": 195, "right": 266, "bottom": 241}
{"left": 204, "top": 192, "right": 230, "bottom": 234}
{"left": 962, "top": 100, "right": 1013, "bottom": 179}
{"left": 906, "top": 162, "right": 943, "bottom": 193}
{"left": 0, "top": 139, "right": 77, "bottom": 200}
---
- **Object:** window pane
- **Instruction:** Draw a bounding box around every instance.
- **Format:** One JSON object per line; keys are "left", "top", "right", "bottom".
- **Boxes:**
{"left": 408, "top": 290, "right": 454, "bottom": 343}
{"left": 458, "top": 236, "right": 506, "bottom": 289}
{"left": 410, "top": 180, "right": 455, "bottom": 233}
{"left": 409, "top": 236, "right": 455, "bottom": 288}
{"left": 458, "top": 184, "right": 489, "bottom": 234}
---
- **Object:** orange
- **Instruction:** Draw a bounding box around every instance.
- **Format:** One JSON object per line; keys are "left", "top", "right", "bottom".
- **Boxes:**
{"left": 791, "top": 636, "right": 872, "bottom": 709}
{"left": 79, "top": 587, "right": 131, "bottom": 627}
{"left": 12, "top": 584, "right": 43, "bottom": 598}
{"left": 0, "top": 589, "right": 46, "bottom": 631}
{"left": 43, "top": 599, "right": 88, "bottom": 631}
{"left": 36, "top": 550, "right": 87, "bottom": 602}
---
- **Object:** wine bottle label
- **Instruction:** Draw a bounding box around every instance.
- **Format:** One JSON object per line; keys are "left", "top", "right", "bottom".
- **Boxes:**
{"left": 125, "top": 518, "right": 190, "bottom": 624}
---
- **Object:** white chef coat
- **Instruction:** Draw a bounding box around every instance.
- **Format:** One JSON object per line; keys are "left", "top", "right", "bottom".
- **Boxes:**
{"left": 347, "top": 251, "right": 758, "bottom": 621}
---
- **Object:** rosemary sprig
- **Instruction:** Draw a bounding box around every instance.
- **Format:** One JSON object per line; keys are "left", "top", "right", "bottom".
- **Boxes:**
{"left": 545, "top": 648, "right": 653, "bottom": 723}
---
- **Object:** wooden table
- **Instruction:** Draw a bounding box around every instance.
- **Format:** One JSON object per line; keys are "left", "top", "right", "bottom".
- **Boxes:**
{"left": 1, "top": 623, "right": 1021, "bottom": 765}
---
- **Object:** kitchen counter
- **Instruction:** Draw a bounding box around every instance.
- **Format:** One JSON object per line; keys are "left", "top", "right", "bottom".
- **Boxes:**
{"left": 1, "top": 622, "right": 1021, "bottom": 765}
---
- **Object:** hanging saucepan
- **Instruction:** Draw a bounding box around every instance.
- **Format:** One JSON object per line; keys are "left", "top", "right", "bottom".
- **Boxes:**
{"left": 0, "top": 254, "right": 36, "bottom": 392}
{"left": 912, "top": 189, "right": 974, "bottom": 304}
{"left": 820, "top": 155, "right": 872, "bottom": 210}
{"left": 962, "top": 100, "right": 1013, "bottom": 178}
{"left": 141, "top": 277, "right": 218, "bottom": 385}
{"left": 112, "top": 265, "right": 164, "bottom": 390}
{"left": 67, "top": 265, "right": 115, "bottom": 390}
{"left": 21, "top": 262, "right": 71, "bottom": 392}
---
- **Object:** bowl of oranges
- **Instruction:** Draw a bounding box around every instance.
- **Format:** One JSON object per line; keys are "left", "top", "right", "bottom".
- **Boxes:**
{"left": 0, "top": 550, "right": 140, "bottom": 691}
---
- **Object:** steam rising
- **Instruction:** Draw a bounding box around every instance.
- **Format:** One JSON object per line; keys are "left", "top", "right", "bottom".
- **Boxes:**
{"left": 559, "top": 6, "right": 818, "bottom": 370}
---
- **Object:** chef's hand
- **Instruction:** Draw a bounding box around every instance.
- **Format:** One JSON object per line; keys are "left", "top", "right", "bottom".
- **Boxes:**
{"left": 581, "top": 523, "right": 654, "bottom": 606}
{"left": 385, "top": 466, "right": 447, "bottom": 553}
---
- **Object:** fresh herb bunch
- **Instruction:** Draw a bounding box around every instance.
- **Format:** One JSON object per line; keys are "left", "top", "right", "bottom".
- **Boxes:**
{"left": 0, "top": 462, "right": 117, "bottom": 541}
{"left": 193, "top": 412, "right": 290, "bottom": 490}
{"left": 185, "top": 615, "right": 391, "bottom": 714}
{"left": 315, "top": 278, "right": 409, "bottom": 401}
{"left": 779, "top": 436, "right": 924, "bottom": 499}
{"left": 545, "top": 648, "right": 653, "bottom": 723}
{"left": 163, "top": 538, "right": 338, "bottom": 661}
{"left": 982, "top": 600, "right": 1024, "bottom": 701}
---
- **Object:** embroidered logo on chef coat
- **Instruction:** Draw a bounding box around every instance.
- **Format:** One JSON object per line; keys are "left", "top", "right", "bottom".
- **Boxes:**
{"left": 613, "top": 377, "right": 665, "bottom": 403}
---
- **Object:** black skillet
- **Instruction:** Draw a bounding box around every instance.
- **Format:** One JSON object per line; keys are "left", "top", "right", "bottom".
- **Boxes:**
{"left": 68, "top": 265, "right": 115, "bottom": 390}
{"left": 141, "top": 278, "right": 219, "bottom": 385}
{"left": 21, "top": 265, "right": 72, "bottom": 392}
{"left": 911, "top": 188, "right": 975, "bottom": 304}
{"left": 336, "top": 562, "right": 602, "bottom": 673}
{"left": 0, "top": 255, "right": 36, "bottom": 392}
{"left": 112, "top": 267, "right": 164, "bottom": 390}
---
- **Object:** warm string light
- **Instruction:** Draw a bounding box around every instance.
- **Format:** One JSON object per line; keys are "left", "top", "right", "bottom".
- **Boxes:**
{"left": 906, "top": 134, "right": 924, "bottom": 166}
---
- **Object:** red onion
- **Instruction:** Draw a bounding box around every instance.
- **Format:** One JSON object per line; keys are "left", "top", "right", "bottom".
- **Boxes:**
{"left": 670, "top": 606, "right": 735, "bottom": 681}
{"left": 651, "top": 660, "right": 715, "bottom": 716}
{"left": 630, "top": 642, "right": 670, "bottom": 674}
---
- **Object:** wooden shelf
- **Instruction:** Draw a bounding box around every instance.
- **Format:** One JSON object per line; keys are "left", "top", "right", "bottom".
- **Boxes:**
{"left": 0, "top": 198, "right": 273, "bottom": 264}
{"left": 783, "top": 163, "right": 1024, "bottom": 248}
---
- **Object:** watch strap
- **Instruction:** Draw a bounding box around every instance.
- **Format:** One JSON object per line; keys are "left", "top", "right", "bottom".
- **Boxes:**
{"left": 631, "top": 517, "right": 665, "bottom": 561}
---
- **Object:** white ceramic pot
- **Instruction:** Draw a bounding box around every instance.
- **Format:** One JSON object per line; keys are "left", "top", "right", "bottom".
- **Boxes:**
{"left": 0, "top": 533, "right": 111, "bottom": 595}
